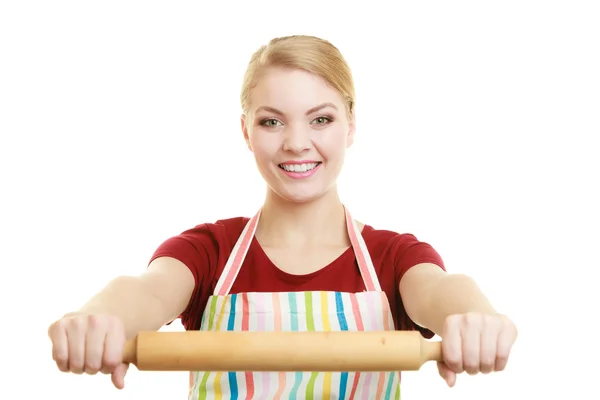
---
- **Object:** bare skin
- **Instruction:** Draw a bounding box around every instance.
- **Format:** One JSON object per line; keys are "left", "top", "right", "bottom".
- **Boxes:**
{"left": 256, "top": 187, "right": 364, "bottom": 275}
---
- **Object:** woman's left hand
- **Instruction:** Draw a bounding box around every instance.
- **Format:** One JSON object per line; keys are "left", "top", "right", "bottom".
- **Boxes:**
{"left": 437, "top": 312, "right": 518, "bottom": 387}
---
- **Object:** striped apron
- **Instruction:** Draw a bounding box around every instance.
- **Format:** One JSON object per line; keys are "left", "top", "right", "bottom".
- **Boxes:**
{"left": 188, "top": 207, "right": 401, "bottom": 399}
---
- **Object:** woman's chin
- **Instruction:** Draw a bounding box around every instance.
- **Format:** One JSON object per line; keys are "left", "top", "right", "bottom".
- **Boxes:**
{"left": 270, "top": 184, "right": 335, "bottom": 204}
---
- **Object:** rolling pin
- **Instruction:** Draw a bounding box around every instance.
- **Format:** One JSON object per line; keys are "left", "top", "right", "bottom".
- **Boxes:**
{"left": 122, "top": 331, "right": 442, "bottom": 372}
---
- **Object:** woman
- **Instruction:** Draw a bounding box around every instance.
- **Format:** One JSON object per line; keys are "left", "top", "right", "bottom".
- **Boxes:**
{"left": 48, "top": 35, "right": 517, "bottom": 399}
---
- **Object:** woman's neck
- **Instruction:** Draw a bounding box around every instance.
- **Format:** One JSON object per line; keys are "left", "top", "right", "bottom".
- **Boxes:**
{"left": 256, "top": 187, "right": 349, "bottom": 247}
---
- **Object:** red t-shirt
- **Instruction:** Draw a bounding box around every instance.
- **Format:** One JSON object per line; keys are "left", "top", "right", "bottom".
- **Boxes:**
{"left": 149, "top": 216, "right": 446, "bottom": 338}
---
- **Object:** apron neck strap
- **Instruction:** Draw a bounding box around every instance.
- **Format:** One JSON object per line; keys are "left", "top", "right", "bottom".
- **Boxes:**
{"left": 214, "top": 206, "right": 381, "bottom": 296}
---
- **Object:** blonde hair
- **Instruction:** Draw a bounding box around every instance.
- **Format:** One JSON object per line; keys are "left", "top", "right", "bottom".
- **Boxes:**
{"left": 240, "top": 35, "right": 355, "bottom": 118}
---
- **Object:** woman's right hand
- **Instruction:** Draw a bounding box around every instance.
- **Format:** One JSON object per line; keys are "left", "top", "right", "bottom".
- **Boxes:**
{"left": 47, "top": 313, "right": 129, "bottom": 389}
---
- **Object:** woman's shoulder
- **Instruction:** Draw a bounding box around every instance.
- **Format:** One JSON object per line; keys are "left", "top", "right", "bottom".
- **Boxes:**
{"left": 361, "top": 222, "right": 444, "bottom": 269}
{"left": 177, "top": 216, "right": 251, "bottom": 243}
{"left": 360, "top": 222, "right": 421, "bottom": 244}
{"left": 360, "top": 222, "right": 439, "bottom": 257}
{"left": 150, "top": 216, "right": 252, "bottom": 267}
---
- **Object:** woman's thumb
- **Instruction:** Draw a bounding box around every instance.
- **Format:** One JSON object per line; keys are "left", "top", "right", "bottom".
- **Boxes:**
{"left": 111, "top": 363, "right": 130, "bottom": 389}
{"left": 437, "top": 361, "right": 457, "bottom": 387}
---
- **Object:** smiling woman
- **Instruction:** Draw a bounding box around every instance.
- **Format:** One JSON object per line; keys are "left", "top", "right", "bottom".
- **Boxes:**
{"left": 256, "top": 102, "right": 337, "bottom": 178}
{"left": 242, "top": 65, "right": 353, "bottom": 204}
{"left": 47, "top": 35, "right": 517, "bottom": 399}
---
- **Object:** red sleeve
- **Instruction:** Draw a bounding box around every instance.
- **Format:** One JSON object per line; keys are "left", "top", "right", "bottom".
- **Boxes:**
{"left": 393, "top": 234, "right": 446, "bottom": 283}
{"left": 391, "top": 234, "right": 446, "bottom": 338}
{"left": 148, "top": 224, "right": 219, "bottom": 330}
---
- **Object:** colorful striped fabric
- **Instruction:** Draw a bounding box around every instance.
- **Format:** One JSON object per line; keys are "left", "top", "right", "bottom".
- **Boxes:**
{"left": 188, "top": 207, "right": 402, "bottom": 399}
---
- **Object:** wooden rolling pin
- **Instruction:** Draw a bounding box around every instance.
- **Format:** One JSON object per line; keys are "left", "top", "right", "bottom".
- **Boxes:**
{"left": 122, "top": 331, "right": 442, "bottom": 372}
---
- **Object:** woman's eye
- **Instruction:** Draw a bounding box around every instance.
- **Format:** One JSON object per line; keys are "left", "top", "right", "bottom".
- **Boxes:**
{"left": 260, "top": 118, "right": 282, "bottom": 127}
{"left": 312, "top": 116, "right": 332, "bottom": 125}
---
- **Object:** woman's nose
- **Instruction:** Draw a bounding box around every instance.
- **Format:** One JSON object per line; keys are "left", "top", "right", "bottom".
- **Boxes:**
{"left": 282, "top": 125, "right": 311, "bottom": 153}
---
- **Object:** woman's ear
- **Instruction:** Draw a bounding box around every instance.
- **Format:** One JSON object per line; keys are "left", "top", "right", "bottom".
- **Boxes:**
{"left": 346, "top": 112, "right": 356, "bottom": 148}
{"left": 241, "top": 114, "right": 253, "bottom": 152}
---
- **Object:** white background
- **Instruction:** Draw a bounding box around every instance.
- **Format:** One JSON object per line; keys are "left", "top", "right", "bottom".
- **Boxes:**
{"left": 1, "top": 1, "right": 599, "bottom": 399}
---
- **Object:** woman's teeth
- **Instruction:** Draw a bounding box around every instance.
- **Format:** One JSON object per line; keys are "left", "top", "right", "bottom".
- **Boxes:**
{"left": 279, "top": 162, "right": 320, "bottom": 172}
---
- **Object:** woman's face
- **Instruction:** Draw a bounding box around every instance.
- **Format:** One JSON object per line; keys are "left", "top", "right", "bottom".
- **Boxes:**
{"left": 242, "top": 67, "right": 355, "bottom": 203}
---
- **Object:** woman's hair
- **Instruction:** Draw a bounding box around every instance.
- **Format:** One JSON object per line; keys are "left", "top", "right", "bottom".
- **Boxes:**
{"left": 240, "top": 35, "right": 355, "bottom": 119}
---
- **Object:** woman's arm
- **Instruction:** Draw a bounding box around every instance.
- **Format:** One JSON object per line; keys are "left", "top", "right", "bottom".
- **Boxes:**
{"left": 399, "top": 263, "right": 497, "bottom": 335}
{"left": 399, "top": 263, "right": 518, "bottom": 387}
{"left": 68, "top": 256, "right": 195, "bottom": 339}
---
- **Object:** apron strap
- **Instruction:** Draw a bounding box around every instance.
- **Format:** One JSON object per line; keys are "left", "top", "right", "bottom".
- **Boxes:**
{"left": 214, "top": 210, "right": 261, "bottom": 296}
{"left": 344, "top": 206, "right": 382, "bottom": 292}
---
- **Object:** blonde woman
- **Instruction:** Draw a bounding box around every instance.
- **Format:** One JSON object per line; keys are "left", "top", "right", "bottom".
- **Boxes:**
{"left": 48, "top": 35, "right": 518, "bottom": 399}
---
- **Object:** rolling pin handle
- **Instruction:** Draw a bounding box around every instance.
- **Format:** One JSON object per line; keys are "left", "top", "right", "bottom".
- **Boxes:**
{"left": 422, "top": 338, "right": 443, "bottom": 364}
{"left": 122, "top": 335, "right": 138, "bottom": 366}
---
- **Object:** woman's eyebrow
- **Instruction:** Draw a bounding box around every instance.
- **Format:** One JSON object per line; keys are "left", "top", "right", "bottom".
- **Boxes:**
{"left": 255, "top": 102, "right": 338, "bottom": 116}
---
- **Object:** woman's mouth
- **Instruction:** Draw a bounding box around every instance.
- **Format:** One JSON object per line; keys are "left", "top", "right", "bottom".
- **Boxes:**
{"left": 277, "top": 162, "right": 322, "bottom": 179}
{"left": 278, "top": 162, "right": 321, "bottom": 172}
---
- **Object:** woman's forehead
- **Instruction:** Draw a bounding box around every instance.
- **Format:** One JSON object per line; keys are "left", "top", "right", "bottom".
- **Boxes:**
{"left": 249, "top": 68, "right": 344, "bottom": 114}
